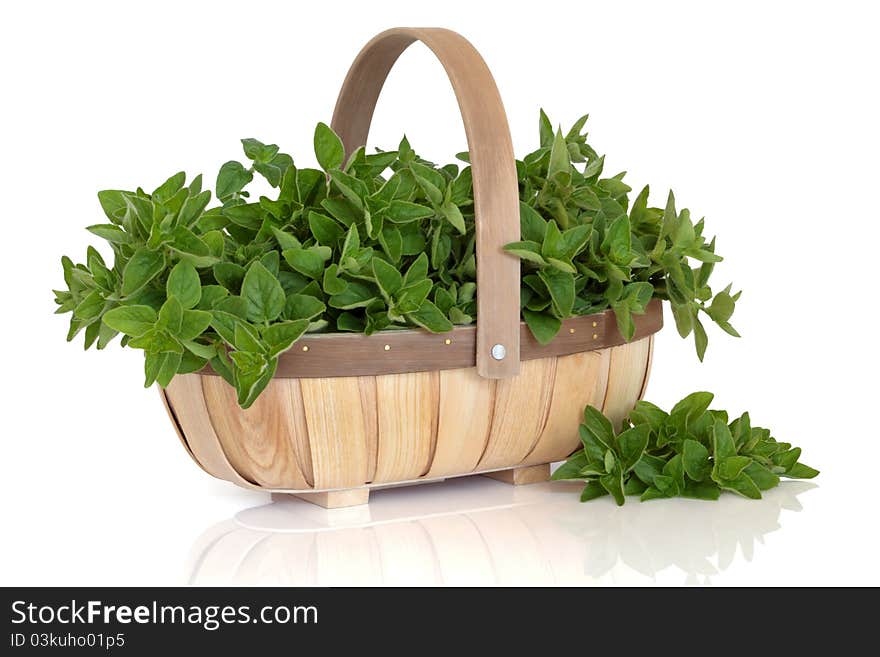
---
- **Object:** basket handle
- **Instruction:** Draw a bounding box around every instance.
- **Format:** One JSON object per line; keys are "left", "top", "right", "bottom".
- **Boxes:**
{"left": 331, "top": 27, "right": 520, "bottom": 379}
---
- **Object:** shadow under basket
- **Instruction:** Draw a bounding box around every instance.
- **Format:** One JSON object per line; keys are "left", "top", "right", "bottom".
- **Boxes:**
{"left": 159, "top": 27, "right": 665, "bottom": 508}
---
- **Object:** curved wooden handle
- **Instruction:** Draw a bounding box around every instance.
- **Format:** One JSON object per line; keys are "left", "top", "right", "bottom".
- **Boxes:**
{"left": 331, "top": 27, "right": 520, "bottom": 379}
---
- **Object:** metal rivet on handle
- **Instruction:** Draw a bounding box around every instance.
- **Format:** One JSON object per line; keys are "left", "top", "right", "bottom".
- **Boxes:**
{"left": 491, "top": 344, "right": 506, "bottom": 361}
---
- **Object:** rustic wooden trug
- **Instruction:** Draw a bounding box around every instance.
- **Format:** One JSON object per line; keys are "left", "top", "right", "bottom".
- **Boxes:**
{"left": 161, "top": 27, "right": 663, "bottom": 508}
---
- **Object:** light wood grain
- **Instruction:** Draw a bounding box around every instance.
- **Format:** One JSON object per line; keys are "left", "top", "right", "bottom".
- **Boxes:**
{"left": 520, "top": 349, "right": 611, "bottom": 466}
{"left": 201, "top": 376, "right": 309, "bottom": 489}
{"left": 158, "top": 387, "right": 200, "bottom": 467}
{"left": 638, "top": 335, "right": 654, "bottom": 401}
{"left": 425, "top": 367, "right": 495, "bottom": 478}
{"left": 299, "top": 377, "right": 370, "bottom": 489}
{"left": 332, "top": 27, "right": 520, "bottom": 379}
{"left": 358, "top": 376, "right": 379, "bottom": 483}
{"left": 163, "top": 374, "right": 259, "bottom": 489}
{"left": 477, "top": 358, "right": 557, "bottom": 470}
{"left": 484, "top": 463, "right": 550, "bottom": 485}
{"left": 372, "top": 371, "right": 439, "bottom": 483}
{"left": 286, "top": 378, "right": 314, "bottom": 486}
{"left": 279, "top": 488, "right": 370, "bottom": 509}
{"left": 601, "top": 337, "right": 653, "bottom": 430}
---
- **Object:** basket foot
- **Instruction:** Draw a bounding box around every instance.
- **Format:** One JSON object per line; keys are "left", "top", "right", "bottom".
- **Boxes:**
{"left": 483, "top": 463, "right": 550, "bottom": 486}
{"left": 272, "top": 488, "right": 370, "bottom": 509}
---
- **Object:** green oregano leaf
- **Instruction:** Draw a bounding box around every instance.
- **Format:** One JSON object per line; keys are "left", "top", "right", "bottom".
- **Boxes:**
{"left": 241, "top": 261, "right": 285, "bottom": 323}
{"left": 314, "top": 122, "right": 345, "bottom": 171}
{"left": 121, "top": 248, "right": 165, "bottom": 297}
{"left": 523, "top": 309, "right": 560, "bottom": 345}
{"left": 166, "top": 261, "right": 201, "bottom": 309}
{"left": 102, "top": 305, "right": 157, "bottom": 337}
{"left": 216, "top": 161, "right": 253, "bottom": 201}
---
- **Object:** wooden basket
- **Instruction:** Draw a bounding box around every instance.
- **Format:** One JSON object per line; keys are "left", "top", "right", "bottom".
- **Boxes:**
{"left": 162, "top": 27, "right": 664, "bottom": 508}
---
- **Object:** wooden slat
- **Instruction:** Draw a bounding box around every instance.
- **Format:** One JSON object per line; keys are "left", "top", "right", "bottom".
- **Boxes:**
{"left": 286, "top": 378, "right": 314, "bottom": 487}
{"left": 358, "top": 376, "right": 379, "bottom": 482}
{"left": 601, "top": 337, "right": 653, "bottom": 430}
{"left": 477, "top": 358, "right": 556, "bottom": 470}
{"left": 163, "top": 374, "right": 259, "bottom": 489}
{"left": 159, "top": 386, "right": 201, "bottom": 468}
{"left": 298, "top": 377, "right": 370, "bottom": 489}
{"left": 201, "top": 376, "right": 309, "bottom": 489}
{"left": 425, "top": 367, "right": 495, "bottom": 478}
{"left": 520, "top": 349, "right": 611, "bottom": 466}
{"left": 638, "top": 335, "right": 655, "bottom": 401}
{"left": 372, "top": 371, "right": 439, "bottom": 483}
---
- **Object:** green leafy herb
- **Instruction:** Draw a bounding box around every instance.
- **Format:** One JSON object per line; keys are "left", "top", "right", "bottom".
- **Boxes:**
{"left": 54, "top": 113, "right": 739, "bottom": 408}
{"left": 507, "top": 110, "right": 739, "bottom": 359}
{"left": 552, "top": 392, "right": 818, "bottom": 505}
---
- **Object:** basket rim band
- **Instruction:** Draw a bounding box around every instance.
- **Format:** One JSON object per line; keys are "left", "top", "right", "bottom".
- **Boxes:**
{"left": 199, "top": 299, "right": 663, "bottom": 379}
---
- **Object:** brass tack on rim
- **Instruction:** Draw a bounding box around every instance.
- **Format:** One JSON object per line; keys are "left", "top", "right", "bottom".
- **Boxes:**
{"left": 568, "top": 328, "right": 576, "bottom": 334}
{"left": 592, "top": 333, "right": 598, "bottom": 340}
{"left": 592, "top": 321, "right": 598, "bottom": 328}
{"left": 302, "top": 345, "right": 309, "bottom": 352}
{"left": 383, "top": 344, "right": 391, "bottom": 351}
{"left": 444, "top": 338, "right": 452, "bottom": 345}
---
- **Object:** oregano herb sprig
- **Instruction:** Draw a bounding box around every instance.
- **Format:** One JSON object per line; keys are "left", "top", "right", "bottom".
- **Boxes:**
{"left": 552, "top": 392, "right": 819, "bottom": 505}
{"left": 510, "top": 110, "right": 740, "bottom": 355}
{"left": 53, "top": 112, "right": 739, "bottom": 407}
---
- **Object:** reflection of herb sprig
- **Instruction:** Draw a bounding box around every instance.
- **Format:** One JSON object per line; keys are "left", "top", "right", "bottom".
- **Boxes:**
{"left": 54, "top": 112, "right": 739, "bottom": 408}
{"left": 552, "top": 392, "right": 818, "bottom": 505}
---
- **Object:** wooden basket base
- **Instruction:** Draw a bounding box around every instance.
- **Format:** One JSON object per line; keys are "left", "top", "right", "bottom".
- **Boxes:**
{"left": 271, "top": 464, "right": 552, "bottom": 509}
{"left": 273, "top": 488, "right": 371, "bottom": 509}
{"left": 482, "top": 463, "right": 550, "bottom": 486}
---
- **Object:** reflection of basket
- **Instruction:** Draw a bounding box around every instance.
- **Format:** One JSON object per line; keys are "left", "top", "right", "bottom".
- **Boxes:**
{"left": 161, "top": 27, "right": 663, "bottom": 508}
{"left": 187, "top": 480, "right": 816, "bottom": 585}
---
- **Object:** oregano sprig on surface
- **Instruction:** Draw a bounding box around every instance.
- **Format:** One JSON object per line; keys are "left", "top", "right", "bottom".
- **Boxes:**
{"left": 552, "top": 392, "right": 819, "bottom": 505}
{"left": 54, "top": 113, "right": 739, "bottom": 408}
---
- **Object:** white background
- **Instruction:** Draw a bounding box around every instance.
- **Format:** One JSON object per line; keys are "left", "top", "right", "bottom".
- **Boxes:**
{"left": 2, "top": 0, "right": 878, "bottom": 585}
